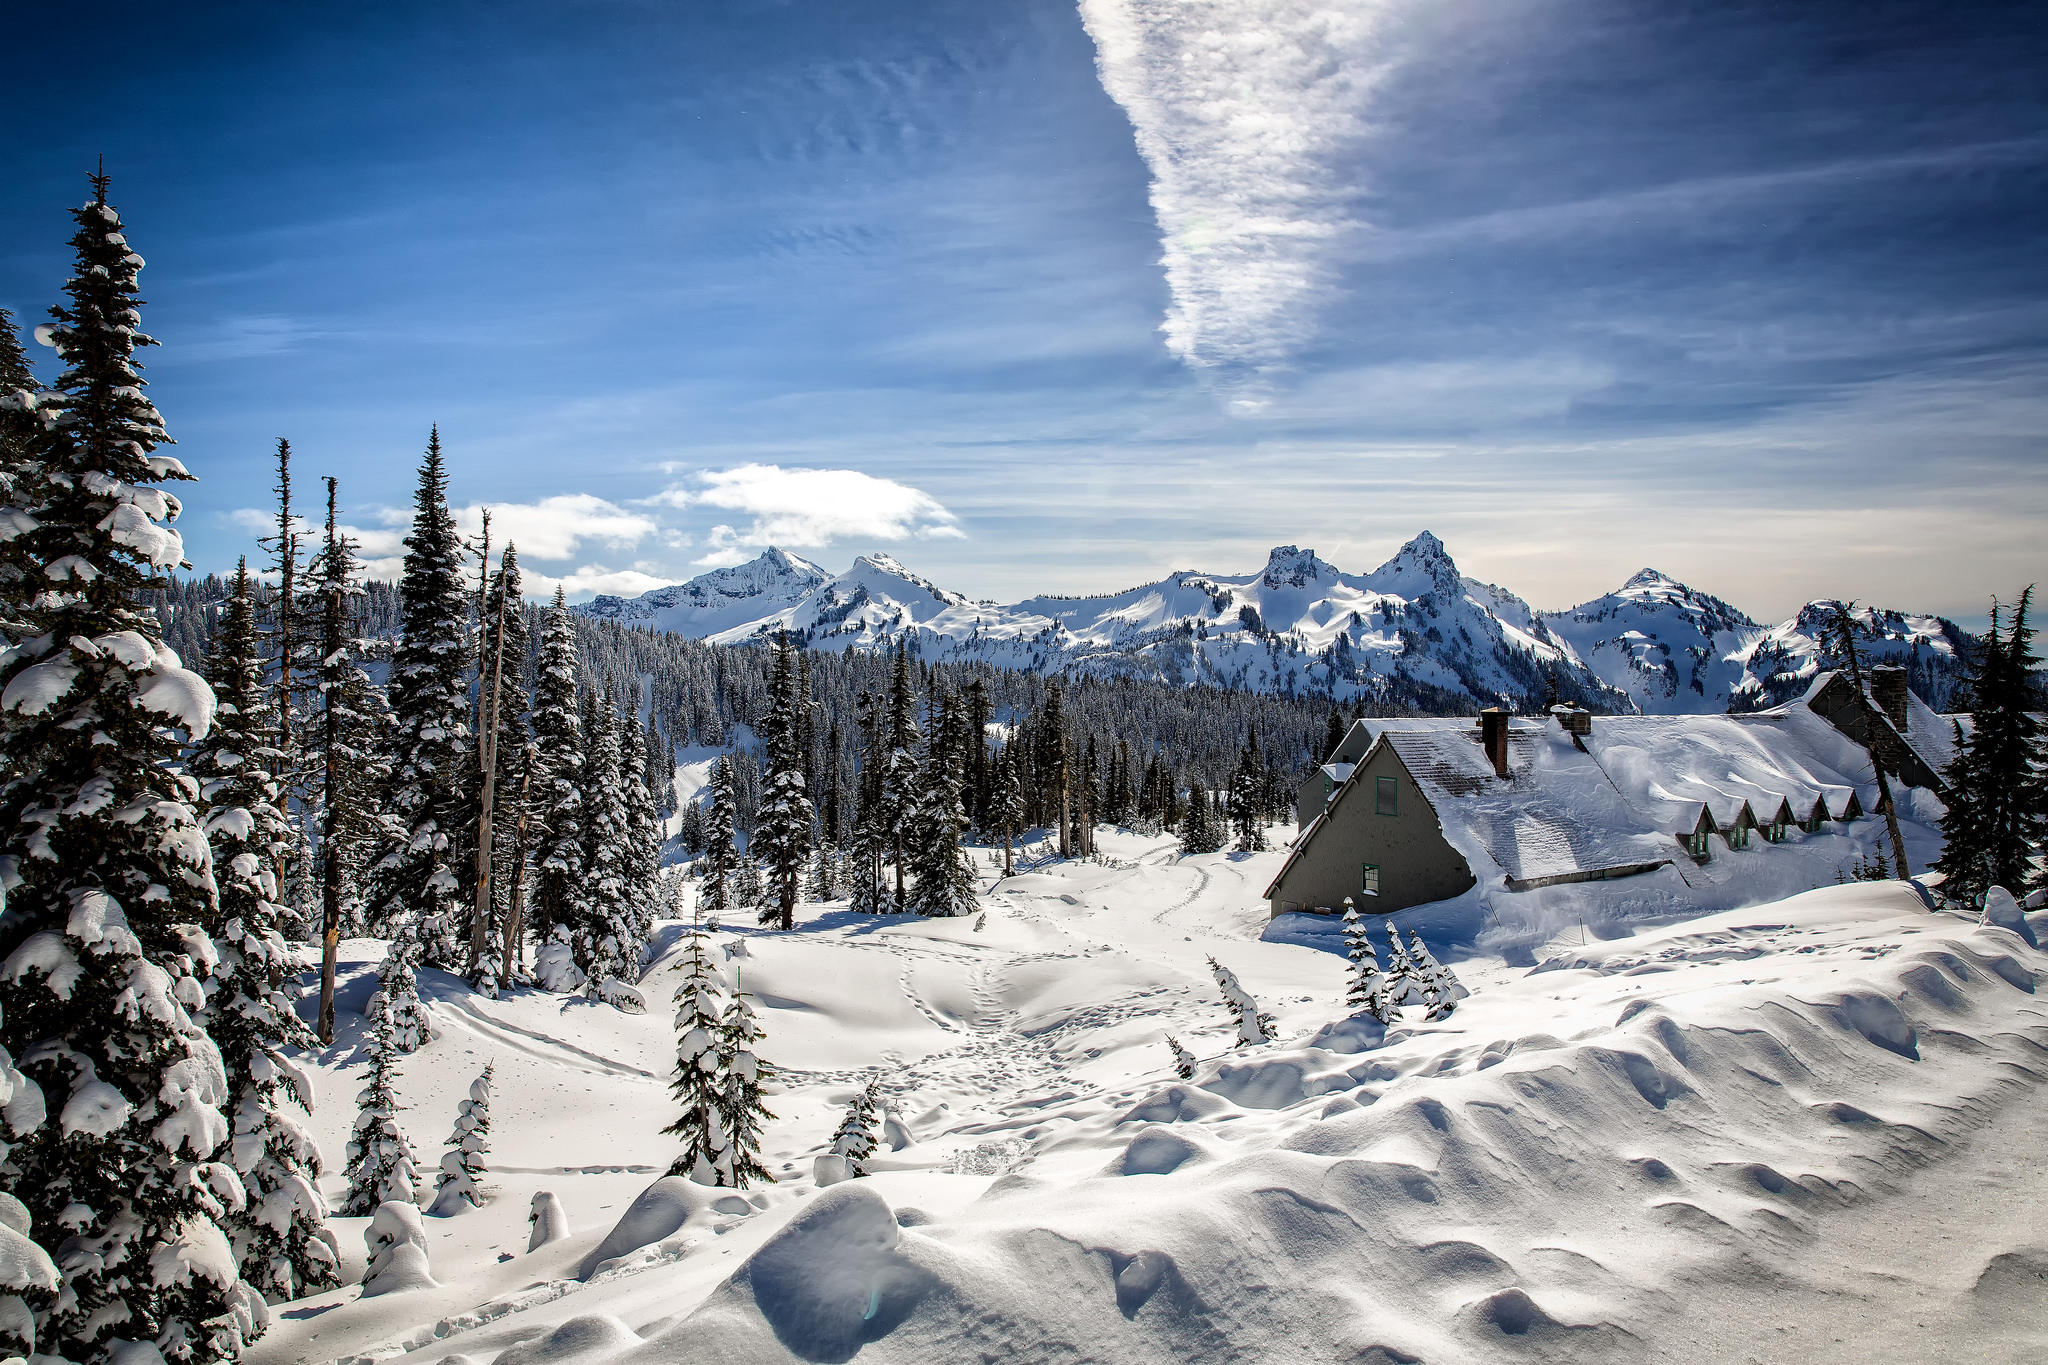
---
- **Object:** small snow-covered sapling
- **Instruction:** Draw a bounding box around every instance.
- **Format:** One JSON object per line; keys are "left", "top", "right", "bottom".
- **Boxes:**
{"left": 430, "top": 1063, "right": 493, "bottom": 1214}
{"left": 1207, "top": 956, "right": 1276, "bottom": 1046}
{"left": 829, "top": 1077, "right": 884, "bottom": 1177}
{"left": 1165, "top": 1034, "right": 1197, "bottom": 1080}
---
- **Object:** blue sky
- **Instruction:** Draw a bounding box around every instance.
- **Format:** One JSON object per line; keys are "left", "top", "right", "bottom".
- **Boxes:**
{"left": 4, "top": 0, "right": 2043, "bottom": 624}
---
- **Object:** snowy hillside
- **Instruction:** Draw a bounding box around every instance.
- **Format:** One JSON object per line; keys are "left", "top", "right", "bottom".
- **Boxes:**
{"left": 251, "top": 825, "right": 2048, "bottom": 1365}
{"left": 580, "top": 535, "right": 1976, "bottom": 715}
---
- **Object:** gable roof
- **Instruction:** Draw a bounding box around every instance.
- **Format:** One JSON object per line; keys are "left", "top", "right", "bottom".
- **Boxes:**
{"left": 1579, "top": 708, "right": 1873, "bottom": 835}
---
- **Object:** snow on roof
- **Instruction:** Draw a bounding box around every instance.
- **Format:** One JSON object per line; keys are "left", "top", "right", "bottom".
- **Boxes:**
{"left": 1319, "top": 762, "right": 1355, "bottom": 783}
{"left": 1582, "top": 704, "right": 1884, "bottom": 830}
{"left": 1370, "top": 720, "right": 1675, "bottom": 886}
{"left": 1801, "top": 668, "right": 1959, "bottom": 786}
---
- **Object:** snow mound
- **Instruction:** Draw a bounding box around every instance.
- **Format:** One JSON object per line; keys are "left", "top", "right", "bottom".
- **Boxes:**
{"left": 579, "top": 1176, "right": 734, "bottom": 1279}
{"left": 528, "top": 1192, "right": 570, "bottom": 1253}
{"left": 1981, "top": 886, "right": 2038, "bottom": 948}
{"left": 635, "top": 1183, "right": 938, "bottom": 1362}
{"left": 363, "top": 1201, "right": 438, "bottom": 1297}
{"left": 490, "top": 1315, "right": 639, "bottom": 1365}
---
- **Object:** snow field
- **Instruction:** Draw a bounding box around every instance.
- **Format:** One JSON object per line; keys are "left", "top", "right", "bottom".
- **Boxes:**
{"left": 253, "top": 829, "right": 2048, "bottom": 1365}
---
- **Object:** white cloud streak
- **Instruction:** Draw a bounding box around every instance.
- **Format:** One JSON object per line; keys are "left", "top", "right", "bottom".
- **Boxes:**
{"left": 1077, "top": 0, "right": 1396, "bottom": 375}
{"left": 651, "top": 464, "right": 963, "bottom": 566}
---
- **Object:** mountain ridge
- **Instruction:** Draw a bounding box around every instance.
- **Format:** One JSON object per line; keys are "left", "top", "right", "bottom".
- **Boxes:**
{"left": 579, "top": 533, "right": 1973, "bottom": 715}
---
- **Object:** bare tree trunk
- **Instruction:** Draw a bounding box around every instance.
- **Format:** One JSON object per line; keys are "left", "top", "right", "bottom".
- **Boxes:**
{"left": 499, "top": 745, "right": 533, "bottom": 990}
{"left": 469, "top": 550, "right": 508, "bottom": 976}
{"left": 1836, "top": 608, "right": 1914, "bottom": 882}
{"left": 317, "top": 568, "right": 341, "bottom": 1045}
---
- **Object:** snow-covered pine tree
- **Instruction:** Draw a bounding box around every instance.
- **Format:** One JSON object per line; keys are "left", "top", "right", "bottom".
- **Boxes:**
{"left": 342, "top": 1012, "right": 422, "bottom": 1216}
{"left": 1180, "top": 782, "right": 1222, "bottom": 855}
{"left": 617, "top": 706, "right": 663, "bottom": 960}
{"left": 0, "top": 170, "right": 266, "bottom": 1365}
{"left": 193, "top": 560, "right": 341, "bottom": 1300}
{"left": 828, "top": 1077, "right": 882, "bottom": 1177}
{"left": 1340, "top": 902, "right": 1393, "bottom": 1023}
{"left": 993, "top": 743, "right": 1024, "bottom": 878}
{"left": 663, "top": 909, "right": 730, "bottom": 1183}
{"left": 0, "top": 306, "right": 47, "bottom": 648}
{"left": 1207, "top": 957, "right": 1276, "bottom": 1046}
{"left": 844, "top": 691, "right": 890, "bottom": 913}
{"left": 1380, "top": 919, "right": 1420, "bottom": 1005}
{"left": 365, "top": 938, "right": 436, "bottom": 1054}
{"left": 528, "top": 588, "right": 585, "bottom": 955}
{"left": 907, "top": 689, "right": 978, "bottom": 916}
{"left": 1230, "top": 728, "right": 1267, "bottom": 852}
{"left": 700, "top": 756, "right": 740, "bottom": 917}
{"left": 366, "top": 429, "right": 472, "bottom": 969}
{"left": 429, "top": 1064, "right": 492, "bottom": 1214}
{"left": 715, "top": 971, "right": 777, "bottom": 1188}
{"left": 580, "top": 692, "right": 634, "bottom": 986}
{"left": 1404, "top": 929, "right": 1466, "bottom": 1020}
{"left": 1934, "top": 589, "right": 2047, "bottom": 902}
{"left": 302, "top": 478, "right": 390, "bottom": 1042}
{"left": 752, "top": 635, "right": 815, "bottom": 930}
{"left": 1165, "top": 1034, "right": 1197, "bottom": 1080}
{"left": 881, "top": 648, "right": 921, "bottom": 911}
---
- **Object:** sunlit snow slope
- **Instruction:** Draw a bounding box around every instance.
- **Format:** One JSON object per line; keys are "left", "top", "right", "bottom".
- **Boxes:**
{"left": 253, "top": 829, "right": 2047, "bottom": 1365}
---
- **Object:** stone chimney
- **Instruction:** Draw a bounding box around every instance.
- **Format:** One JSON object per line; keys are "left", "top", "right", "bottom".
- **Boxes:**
{"left": 1550, "top": 704, "right": 1592, "bottom": 737}
{"left": 1479, "top": 707, "right": 1511, "bottom": 779}
{"left": 1870, "top": 667, "right": 1910, "bottom": 730}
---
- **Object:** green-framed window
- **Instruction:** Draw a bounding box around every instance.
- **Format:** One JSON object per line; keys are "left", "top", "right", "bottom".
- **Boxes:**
{"left": 1767, "top": 818, "right": 1787, "bottom": 843}
{"left": 1728, "top": 824, "right": 1750, "bottom": 850}
{"left": 1361, "top": 863, "right": 1380, "bottom": 896}
{"left": 1686, "top": 830, "right": 1710, "bottom": 859}
{"left": 1375, "top": 776, "right": 1398, "bottom": 816}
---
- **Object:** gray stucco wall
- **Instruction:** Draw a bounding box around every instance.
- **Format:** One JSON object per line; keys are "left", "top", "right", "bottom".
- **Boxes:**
{"left": 1269, "top": 743, "right": 1476, "bottom": 916}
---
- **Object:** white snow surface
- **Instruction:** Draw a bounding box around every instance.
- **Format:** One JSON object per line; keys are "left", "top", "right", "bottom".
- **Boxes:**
{"left": 252, "top": 837, "right": 2048, "bottom": 1365}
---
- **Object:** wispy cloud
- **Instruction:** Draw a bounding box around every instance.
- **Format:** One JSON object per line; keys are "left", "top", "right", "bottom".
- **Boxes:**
{"left": 1077, "top": 0, "right": 1396, "bottom": 380}
{"left": 649, "top": 463, "right": 963, "bottom": 567}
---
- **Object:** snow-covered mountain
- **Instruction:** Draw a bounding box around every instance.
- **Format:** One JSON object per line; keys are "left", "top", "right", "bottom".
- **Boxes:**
{"left": 579, "top": 534, "right": 1974, "bottom": 715}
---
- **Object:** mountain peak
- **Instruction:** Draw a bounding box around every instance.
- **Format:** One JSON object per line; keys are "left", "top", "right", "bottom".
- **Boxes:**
{"left": 1261, "top": 544, "right": 1328, "bottom": 589}
{"left": 1370, "top": 530, "right": 1461, "bottom": 597}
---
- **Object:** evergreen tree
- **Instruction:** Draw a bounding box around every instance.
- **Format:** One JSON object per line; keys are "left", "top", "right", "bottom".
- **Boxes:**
{"left": 302, "top": 479, "right": 389, "bottom": 1042}
{"left": 342, "top": 1014, "right": 422, "bottom": 1216}
{"left": 1229, "top": 728, "right": 1267, "bottom": 852}
{"left": 907, "top": 688, "right": 978, "bottom": 917}
{"left": 1322, "top": 707, "right": 1346, "bottom": 764}
{"left": 0, "top": 171, "right": 265, "bottom": 1364}
{"left": 1407, "top": 930, "right": 1465, "bottom": 1022}
{"left": 528, "top": 589, "right": 585, "bottom": 954}
{"left": 715, "top": 973, "right": 776, "bottom": 1188}
{"left": 365, "top": 939, "right": 436, "bottom": 1054}
{"left": 580, "top": 693, "right": 633, "bottom": 984}
{"left": 258, "top": 438, "right": 307, "bottom": 921}
{"left": 1935, "top": 588, "right": 2048, "bottom": 902}
{"left": 701, "top": 757, "right": 740, "bottom": 917}
{"left": 828, "top": 1078, "right": 882, "bottom": 1177}
{"left": 1180, "top": 782, "right": 1222, "bottom": 855}
{"left": 881, "top": 648, "right": 921, "bottom": 911}
{"left": 617, "top": 707, "right": 663, "bottom": 963}
{"left": 664, "top": 909, "right": 730, "bottom": 1183}
{"left": 193, "top": 560, "right": 340, "bottom": 1301}
{"left": 752, "top": 636, "right": 815, "bottom": 929}
{"left": 0, "top": 306, "right": 47, "bottom": 646}
{"left": 429, "top": 1065, "right": 492, "bottom": 1215}
{"left": 367, "top": 429, "right": 472, "bottom": 968}
{"left": 1165, "top": 1034, "right": 1197, "bottom": 1081}
{"left": 993, "top": 743, "right": 1024, "bottom": 879}
{"left": 1207, "top": 957, "right": 1276, "bottom": 1046}
{"left": 1380, "top": 919, "right": 1420, "bottom": 1005}
{"left": 1341, "top": 902, "right": 1393, "bottom": 1024}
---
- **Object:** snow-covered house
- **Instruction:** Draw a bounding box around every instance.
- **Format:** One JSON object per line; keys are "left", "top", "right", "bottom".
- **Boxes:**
{"left": 1268, "top": 667, "right": 1942, "bottom": 917}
